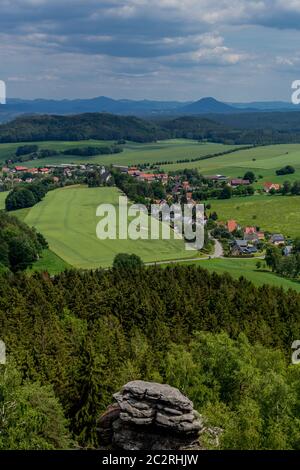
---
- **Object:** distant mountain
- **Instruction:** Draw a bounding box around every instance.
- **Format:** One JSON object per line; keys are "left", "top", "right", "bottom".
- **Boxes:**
{"left": 230, "top": 101, "right": 299, "bottom": 111}
{"left": 0, "top": 96, "right": 300, "bottom": 124}
{"left": 178, "top": 97, "right": 239, "bottom": 114}
{"left": 0, "top": 96, "right": 187, "bottom": 122}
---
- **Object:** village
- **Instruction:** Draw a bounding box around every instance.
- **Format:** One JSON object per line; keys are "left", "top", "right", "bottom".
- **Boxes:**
{"left": 0, "top": 160, "right": 292, "bottom": 262}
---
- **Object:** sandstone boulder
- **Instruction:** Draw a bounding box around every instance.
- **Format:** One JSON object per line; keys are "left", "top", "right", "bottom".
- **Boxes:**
{"left": 97, "top": 380, "right": 204, "bottom": 450}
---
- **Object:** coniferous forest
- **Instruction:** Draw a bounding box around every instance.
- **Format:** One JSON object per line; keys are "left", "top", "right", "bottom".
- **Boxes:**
{"left": 1, "top": 265, "right": 300, "bottom": 450}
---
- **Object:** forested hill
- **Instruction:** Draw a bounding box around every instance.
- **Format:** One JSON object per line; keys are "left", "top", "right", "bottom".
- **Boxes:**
{"left": 2, "top": 111, "right": 300, "bottom": 144}
{"left": 0, "top": 113, "right": 168, "bottom": 143}
{"left": 2, "top": 265, "right": 300, "bottom": 449}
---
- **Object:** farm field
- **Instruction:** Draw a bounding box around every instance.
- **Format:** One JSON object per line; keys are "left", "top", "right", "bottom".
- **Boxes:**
{"left": 2, "top": 139, "right": 300, "bottom": 187}
{"left": 161, "top": 143, "right": 300, "bottom": 185}
{"left": 0, "top": 139, "right": 238, "bottom": 167}
{"left": 0, "top": 140, "right": 115, "bottom": 165}
{"left": 176, "top": 258, "right": 300, "bottom": 292}
{"left": 207, "top": 194, "right": 300, "bottom": 238}
{"left": 20, "top": 185, "right": 192, "bottom": 268}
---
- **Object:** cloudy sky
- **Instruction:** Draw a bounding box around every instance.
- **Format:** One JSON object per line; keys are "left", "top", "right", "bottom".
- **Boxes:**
{"left": 1, "top": 0, "right": 300, "bottom": 101}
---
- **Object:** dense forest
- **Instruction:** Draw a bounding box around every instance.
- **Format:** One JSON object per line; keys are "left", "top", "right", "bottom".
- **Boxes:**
{"left": 2, "top": 111, "right": 300, "bottom": 144}
{"left": 0, "top": 113, "right": 168, "bottom": 143}
{"left": 1, "top": 265, "right": 300, "bottom": 449}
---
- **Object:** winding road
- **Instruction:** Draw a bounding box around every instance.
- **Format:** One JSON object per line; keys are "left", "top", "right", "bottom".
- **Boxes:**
{"left": 145, "top": 237, "right": 224, "bottom": 266}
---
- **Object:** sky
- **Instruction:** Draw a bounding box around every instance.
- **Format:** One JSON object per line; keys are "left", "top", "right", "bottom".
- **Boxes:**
{"left": 0, "top": 0, "right": 300, "bottom": 101}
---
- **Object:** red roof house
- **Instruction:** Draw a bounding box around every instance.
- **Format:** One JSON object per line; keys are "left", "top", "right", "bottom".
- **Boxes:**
{"left": 264, "top": 182, "right": 281, "bottom": 193}
{"left": 227, "top": 220, "right": 238, "bottom": 233}
{"left": 15, "top": 166, "right": 28, "bottom": 172}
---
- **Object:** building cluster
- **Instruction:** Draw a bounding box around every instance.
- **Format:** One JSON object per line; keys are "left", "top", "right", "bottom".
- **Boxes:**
{"left": 224, "top": 219, "right": 287, "bottom": 256}
{"left": 0, "top": 164, "right": 111, "bottom": 189}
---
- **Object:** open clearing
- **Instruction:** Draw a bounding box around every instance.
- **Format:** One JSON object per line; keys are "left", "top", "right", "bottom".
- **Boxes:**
{"left": 21, "top": 186, "right": 192, "bottom": 268}
{"left": 207, "top": 194, "right": 300, "bottom": 238}
{"left": 176, "top": 258, "right": 300, "bottom": 292}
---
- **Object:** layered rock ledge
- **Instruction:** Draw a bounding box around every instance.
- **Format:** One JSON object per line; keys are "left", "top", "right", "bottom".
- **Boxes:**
{"left": 97, "top": 380, "right": 204, "bottom": 450}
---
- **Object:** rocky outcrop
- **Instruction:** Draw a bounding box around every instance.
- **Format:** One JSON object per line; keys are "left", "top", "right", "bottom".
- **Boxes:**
{"left": 97, "top": 380, "right": 204, "bottom": 450}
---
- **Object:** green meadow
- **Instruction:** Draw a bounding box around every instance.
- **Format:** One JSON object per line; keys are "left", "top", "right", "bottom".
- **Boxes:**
{"left": 206, "top": 194, "right": 300, "bottom": 238}
{"left": 177, "top": 258, "right": 300, "bottom": 292}
{"left": 21, "top": 185, "right": 191, "bottom": 268}
{"left": 2, "top": 139, "right": 300, "bottom": 188}
{"left": 161, "top": 143, "right": 300, "bottom": 185}
{"left": 0, "top": 191, "right": 8, "bottom": 210}
{"left": 0, "top": 139, "right": 238, "bottom": 168}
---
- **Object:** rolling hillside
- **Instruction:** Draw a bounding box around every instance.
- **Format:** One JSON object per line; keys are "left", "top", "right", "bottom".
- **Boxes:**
{"left": 21, "top": 186, "right": 192, "bottom": 268}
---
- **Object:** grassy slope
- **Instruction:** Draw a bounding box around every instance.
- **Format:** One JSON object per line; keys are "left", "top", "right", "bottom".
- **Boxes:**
{"left": 207, "top": 194, "right": 300, "bottom": 238}
{"left": 161, "top": 143, "right": 300, "bottom": 185}
{"left": 0, "top": 192, "right": 8, "bottom": 210}
{"left": 3, "top": 139, "right": 300, "bottom": 187}
{"left": 2, "top": 139, "right": 300, "bottom": 181}
{"left": 0, "top": 140, "right": 115, "bottom": 165}
{"left": 0, "top": 139, "right": 239, "bottom": 167}
{"left": 177, "top": 258, "right": 300, "bottom": 292}
{"left": 29, "top": 249, "right": 71, "bottom": 275}
{"left": 22, "top": 185, "right": 191, "bottom": 268}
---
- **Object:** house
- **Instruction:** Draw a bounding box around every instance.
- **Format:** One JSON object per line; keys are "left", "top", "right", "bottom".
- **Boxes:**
{"left": 128, "top": 168, "right": 140, "bottom": 177}
{"left": 138, "top": 173, "right": 156, "bottom": 182}
{"left": 231, "top": 239, "right": 248, "bottom": 255}
{"left": 15, "top": 166, "right": 28, "bottom": 172}
{"left": 270, "top": 234, "right": 285, "bottom": 245}
{"left": 39, "top": 168, "right": 50, "bottom": 174}
{"left": 246, "top": 246, "right": 258, "bottom": 254}
{"left": 264, "top": 182, "right": 281, "bottom": 193}
{"left": 29, "top": 168, "right": 39, "bottom": 174}
{"left": 244, "top": 226, "right": 257, "bottom": 235}
{"left": 227, "top": 220, "right": 238, "bottom": 233}
{"left": 230, "top": 179, "right": 250, "bottom": 187}
{"left": 206, "top": 175, "right": 228, "bottom": 182}
{"left": 156, "top": 174, "right": 169, "bottom": 184}
{"left": 231, "top": 239, "right": 258, "bottom": 255}
{"left": 244, "top": 232, "right": 259, "bottom": 244}
{"left": 257, "top": 231, "right": 265, "bottom": 240}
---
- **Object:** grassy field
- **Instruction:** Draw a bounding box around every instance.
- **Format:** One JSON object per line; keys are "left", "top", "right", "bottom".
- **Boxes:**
{"left": 207, "top": 194, "right": 300, "bottom": 238}
{"left": 176, "top": 258, "right": 300, "bottom": 292}
{"left": 2, "top": 139, "right": 300, "bottom": 187}
{"left": 0, "top": 140, "right": 115, "bottom": 166}
{"left": 0, "top": 139, "right": 238, "bottom": 168}
{"left": 0, "top": 192, "right": 8, "bottom": 210}
{"left": 29, "top": 249, "right": 71, "bottom": 275}
{"left": 161, "top": 143, "right": 300, "bottom": 185}
{"left": 21, "top": 185, "right": 192, "bottom": 268}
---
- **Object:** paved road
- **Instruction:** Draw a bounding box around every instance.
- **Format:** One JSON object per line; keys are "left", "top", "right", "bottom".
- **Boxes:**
{"left": 211, "top": 238, "right": 223, "bottom": 258}
{"left": 145, "top": 238, "right": 223, "bottom": 266}
{"left": 145, "top": 239, "right": 265, "bottom": 267}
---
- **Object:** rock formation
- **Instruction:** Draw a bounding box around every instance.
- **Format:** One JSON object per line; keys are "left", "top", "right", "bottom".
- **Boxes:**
{"left": 97, "top": 380, "right": 204, "bottom": 450}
